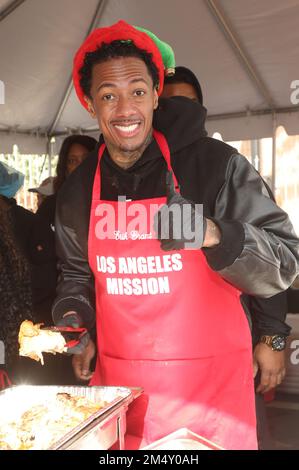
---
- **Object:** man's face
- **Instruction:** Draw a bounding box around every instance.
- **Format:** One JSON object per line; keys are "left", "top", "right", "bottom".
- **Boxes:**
{"left": 161, "top": 82, "right": 199, "bottom": 102}
{"left": 86, "top": 57, "right": 158, "bottom": 154}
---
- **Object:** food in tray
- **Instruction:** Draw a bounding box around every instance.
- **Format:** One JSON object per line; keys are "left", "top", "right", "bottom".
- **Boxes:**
{"left": 0, "top": 392, "right": 107, "bottom": 450}
{"left": 18, "top": 320, "right": 67, "bottom": 365}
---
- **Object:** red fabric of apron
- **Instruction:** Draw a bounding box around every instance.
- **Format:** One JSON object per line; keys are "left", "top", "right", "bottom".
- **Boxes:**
{"left": 88, "top": 130, "right": 257, "bottom": 450}
{"left": 0, "top": 370, "right": 12, "bottom": 390}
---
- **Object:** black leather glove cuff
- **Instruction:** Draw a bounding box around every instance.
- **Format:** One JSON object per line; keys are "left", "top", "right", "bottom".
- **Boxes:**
{"left": 203, "top": 218, "right": 245, "bottom": 270}
{"left": 52, "top": 297, "right": 95, "bottom": 331}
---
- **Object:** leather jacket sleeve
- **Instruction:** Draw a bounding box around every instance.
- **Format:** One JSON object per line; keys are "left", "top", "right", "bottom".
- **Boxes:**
{"left": 52, "top": 191, "right": 96, "bottom": 330}
{"left": 242, "top": 292, "right": 291, "bottom": 341}
{"left": 204, "top": 154, "right": 299, "bottom": 297}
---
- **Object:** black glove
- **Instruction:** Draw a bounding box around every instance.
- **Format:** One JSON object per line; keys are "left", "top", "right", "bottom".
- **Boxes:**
{"left": 154, "top": 171, "right": 207, "bottom": 251}
{"left": 57, "top": 312, "right": 90, "bottom": 355}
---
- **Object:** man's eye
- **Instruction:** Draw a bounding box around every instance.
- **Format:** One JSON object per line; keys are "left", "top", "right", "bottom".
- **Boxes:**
{"left": 103, "top": 94, "right": 114, "bottom": 101}
{"left": 134, "top": 90, "right": 145, "bottom": 97}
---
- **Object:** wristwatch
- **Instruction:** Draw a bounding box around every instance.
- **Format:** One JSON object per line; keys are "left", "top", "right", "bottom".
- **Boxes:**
{"left": 259, "top": 335, "right": 287, "bottom": 351}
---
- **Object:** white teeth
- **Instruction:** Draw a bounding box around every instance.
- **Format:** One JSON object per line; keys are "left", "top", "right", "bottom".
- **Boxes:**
{"left": 114, "top": 123, "right": 139, "bottom": 133}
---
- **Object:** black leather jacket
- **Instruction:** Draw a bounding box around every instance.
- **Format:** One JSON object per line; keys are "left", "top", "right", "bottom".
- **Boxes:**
{"left": 52, "top": 97, "right": 299, "bottom": 331}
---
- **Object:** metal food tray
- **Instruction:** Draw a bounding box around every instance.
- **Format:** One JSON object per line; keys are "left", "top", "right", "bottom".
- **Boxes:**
{"left": 142, "top": 428, "right": 223, "bottom": 450}
{"left": 0, "top": 385, "right": 141, "bottom": 450}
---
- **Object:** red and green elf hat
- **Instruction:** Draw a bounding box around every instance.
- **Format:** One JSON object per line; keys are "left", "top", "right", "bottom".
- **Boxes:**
{"left": 73, "top": 20, "right": 175, "bottom": 110}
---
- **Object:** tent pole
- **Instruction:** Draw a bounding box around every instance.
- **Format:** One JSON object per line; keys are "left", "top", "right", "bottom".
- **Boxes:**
{"left": 272, "top": 113, "right": 277, "bottom": 197}
{"left": 47, "top": 0, "right": 107, "bottom": 137}
{"left": 205, "top": 0, "right": 275, "bottom": 110}
{"left": 0, "top": 0, "right": 26, "bottom": 23}
{"left": 43, "top": 136, "right": 54, "bottom": 178}
{"left": 251, "top": 139, "right": 259, "bottom": 170}
{"left": 48, "top": 137, "right": 55, "bottom": 177}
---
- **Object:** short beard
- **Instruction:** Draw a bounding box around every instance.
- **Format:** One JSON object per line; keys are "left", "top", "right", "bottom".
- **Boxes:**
{"left": 106, "top": 130, "right": 153, "bottom": 169}
{"left": 119, "top": 131, "right": 153, "bottom": 154}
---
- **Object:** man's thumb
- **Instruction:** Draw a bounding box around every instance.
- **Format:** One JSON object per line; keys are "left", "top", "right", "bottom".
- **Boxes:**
{"left": 253, "top": 359, "right": 259, "bottom": 378}
{"left": 81, "top": 355, "right": 91, "bottom": 376}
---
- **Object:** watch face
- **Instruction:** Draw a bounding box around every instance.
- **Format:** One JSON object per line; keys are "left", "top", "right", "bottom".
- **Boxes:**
{"left": 272, "top": 336, "right": 286, "bottom": 351}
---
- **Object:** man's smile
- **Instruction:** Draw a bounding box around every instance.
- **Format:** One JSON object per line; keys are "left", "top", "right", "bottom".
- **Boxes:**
{"left": 112, "top": 120, "right": 142, "bottom": 138}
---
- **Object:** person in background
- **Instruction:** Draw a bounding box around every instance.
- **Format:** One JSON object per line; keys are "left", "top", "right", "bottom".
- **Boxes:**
{"left": 0, "top": 163, "right": 33, "bottom": 388}
{"left": 29, "top": 176, "right": 56, "bottom": 209}
{"left": 162, "top": 65, "right": 203, "bottom": 104}
{"left": 54, "top": 134, "right": 98, "bottom": 192}
{"left": 162, "top": 66, "right": 289, "bottom": 449}
{"left": 0, "top": 162, "right": 35, "bottom": 258}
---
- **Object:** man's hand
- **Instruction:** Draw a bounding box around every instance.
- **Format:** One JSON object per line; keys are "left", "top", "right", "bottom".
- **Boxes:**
{"left": 203, "top": 218, "right": 221, "bottom": 248}
{"left": 72, "top": 338, "right": 96, "bottom": 381}
{"left": 253, "top": 342, "right": 286, "bottom": 393}
{"left": 154, "top": 171, "right": 208, "bottom": 250}
{"left": 57, "top": 311, "right": 90, "bottom": 354}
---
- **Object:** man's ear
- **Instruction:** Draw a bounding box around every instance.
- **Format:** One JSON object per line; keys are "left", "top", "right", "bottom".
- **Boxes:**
{"left": 153, "top": 89, "right": 159, "bottom": 110}
{"left": 84, "top": 96, "right": 96, "bottom": 118}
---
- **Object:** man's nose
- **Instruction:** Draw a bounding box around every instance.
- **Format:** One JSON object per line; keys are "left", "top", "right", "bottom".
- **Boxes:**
{"left": 115, "top": 94, "right": 134, "bottom": 117}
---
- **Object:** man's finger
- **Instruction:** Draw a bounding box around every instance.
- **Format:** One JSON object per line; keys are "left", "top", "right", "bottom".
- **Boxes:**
{"left": 275, "top": 372, "right": 284, "bottom": 387}
{"left": 79, "top": 370, "right": 93, "bottom": 381}
{"left": 256, "top": 370, "right": 272, "bottom": 393}
{"left": 81, "top": 353, "right": 92, "bottom": 378}
{"left": 258, "top": 371, "right": 279, "bottom": 394}
{"left": 253, "top": 359, "right": 259, "bottom": 378}
{"left": 257, "top": 366, "right": 288, "bottom": 393}
{"left": 273, "top": 368, "right": 286, "bottom": 387}
{"left": 72, "top": 355, "right": 93, "bottom": 381}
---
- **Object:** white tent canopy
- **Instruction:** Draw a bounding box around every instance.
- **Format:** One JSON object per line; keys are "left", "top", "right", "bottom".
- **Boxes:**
{"left": 0, "top": 0, "right": 299, "bottom": 154}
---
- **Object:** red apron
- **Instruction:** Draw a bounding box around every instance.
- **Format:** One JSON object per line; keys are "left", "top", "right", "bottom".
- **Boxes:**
{"left": 0, "top": 370, "right": 12, "bottom": 391}
{"left": 88, "top": 130, "right": 257, "bottom": 450}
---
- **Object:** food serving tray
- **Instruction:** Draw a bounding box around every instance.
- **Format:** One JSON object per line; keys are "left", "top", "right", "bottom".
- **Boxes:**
{"left": 0, "top": 385, "right": 140, "bottom": 450}
{"left": 142, "top": 428, "right": 223, "bottom": 450}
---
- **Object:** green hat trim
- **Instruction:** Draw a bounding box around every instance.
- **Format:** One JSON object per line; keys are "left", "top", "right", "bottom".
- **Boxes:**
{"left": 134, "top": 26, "right": 176, "bottom": 76}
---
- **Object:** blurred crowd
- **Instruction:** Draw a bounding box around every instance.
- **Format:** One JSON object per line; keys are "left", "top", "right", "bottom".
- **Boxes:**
{"left": 0, "top": 135, "right": 97, "bottom": 386}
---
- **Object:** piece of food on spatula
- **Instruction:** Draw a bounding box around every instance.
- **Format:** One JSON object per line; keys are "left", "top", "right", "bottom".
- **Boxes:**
{"left": 18, "top": 320, "right": 67, "bottom": 365}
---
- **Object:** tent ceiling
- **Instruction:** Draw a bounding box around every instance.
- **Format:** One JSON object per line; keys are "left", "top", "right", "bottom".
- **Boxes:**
{"left": 0, "top": 0, "right": 299, "bottom": 153}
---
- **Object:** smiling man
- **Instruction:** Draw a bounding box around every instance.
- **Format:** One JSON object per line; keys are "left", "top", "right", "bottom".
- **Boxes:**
{"left": 84, "top": 54, "right": 158, "bottom": 168}
{"left": 52, "top": 21, "right": 299, "bottom": 450}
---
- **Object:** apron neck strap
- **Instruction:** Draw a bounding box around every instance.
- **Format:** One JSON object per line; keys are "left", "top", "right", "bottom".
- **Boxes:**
{"left": 96, "top": 130, "right": 179, "bottom": 196}
{"left": 152, "top": 129, "right": 179, "bottom": 190}
{"left": 0, "top": 370, "right": 12, "bottom": 390}
{"left": 98, "top": 142, "right": 106, "bottom": 161}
